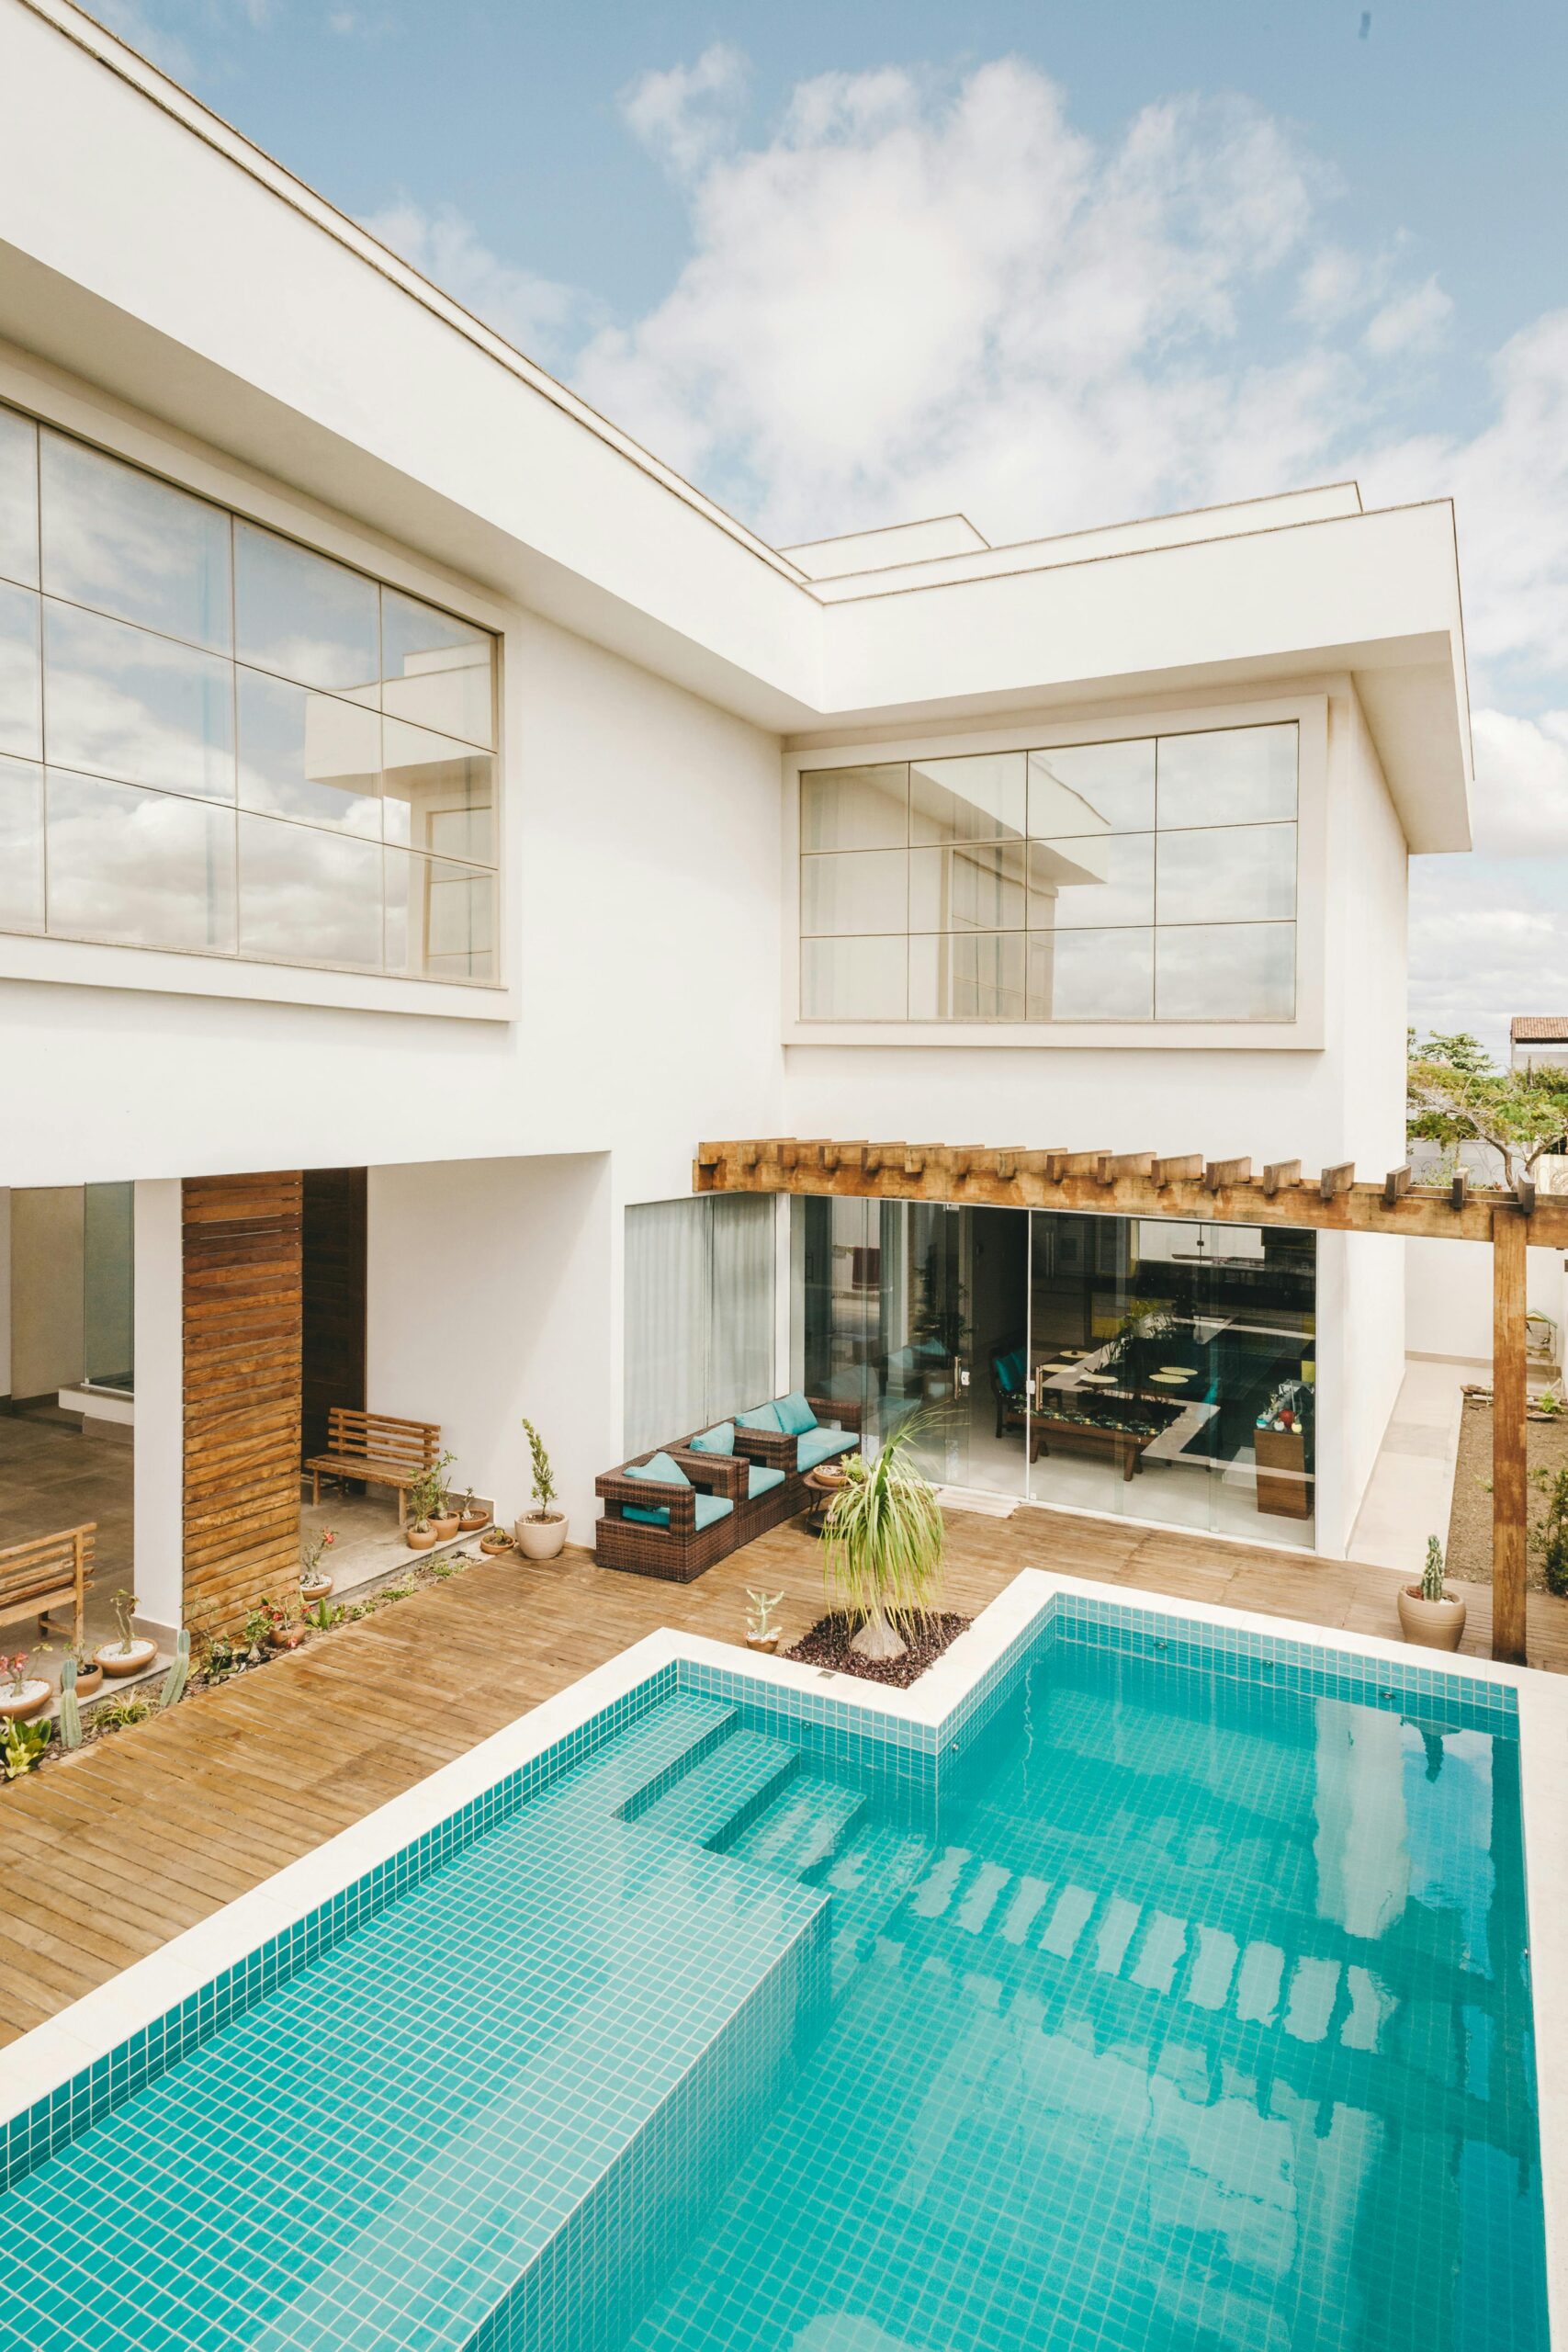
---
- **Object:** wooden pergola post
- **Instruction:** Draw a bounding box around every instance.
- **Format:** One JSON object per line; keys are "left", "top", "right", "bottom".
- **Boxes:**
{"left": 1491, "top": 1205, "right": 1529, "bottom": 1665}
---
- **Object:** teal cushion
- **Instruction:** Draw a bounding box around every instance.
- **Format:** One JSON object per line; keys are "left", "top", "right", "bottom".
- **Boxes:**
{"left": 623, "top": 1493, "right": 734, "bottom": 1530}
{"left": 747, "top": 1464, "right": 785, "bottom": 1500}
{"left": 797, "top": 1428, "right": 857, "bottom": 1471}
{"left": 689, "top": 1421, "right": 735, "bottom": 1456}
{"left": 620, "top": 1449, "right": 691, "bottom": 1528}
{"left": 995, "top": 1350, "right": 1025, "bottom": 1395}
{"left": 736, "top": 1401, "right": 784, "bottom": 1433}
{"left": 775, "top": 1389, "right": 818, "bottom": 1437}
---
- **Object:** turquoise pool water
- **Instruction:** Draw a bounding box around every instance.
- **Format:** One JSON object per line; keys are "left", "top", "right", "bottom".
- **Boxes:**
{"left": 0, "top": 1616, "right": 1549, "bottom": 2351}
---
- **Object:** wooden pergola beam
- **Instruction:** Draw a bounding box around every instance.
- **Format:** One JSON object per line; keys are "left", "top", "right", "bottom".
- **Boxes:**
{"left": 694, "top": 1136, "right": 1568, "bottom": 1248}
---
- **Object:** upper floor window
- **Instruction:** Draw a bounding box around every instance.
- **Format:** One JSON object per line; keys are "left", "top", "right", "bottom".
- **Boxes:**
{"left": 0, "top": 403, "right": 498, "bottom": 983}
{"left": 797, "top": 724, "right": 1297, "bottom": 1023}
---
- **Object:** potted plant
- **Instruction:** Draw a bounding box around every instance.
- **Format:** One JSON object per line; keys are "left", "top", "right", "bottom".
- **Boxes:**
{"left": 63, "top": 1643, "right": 103, "bottom": 1701}
{"left": 516, "top": 1419, "right": 569, "bottom": 1560}
{"left": 0, "top": 1648, "right": 51, "bottom": 1724}
{"left": 1397, "top": 1533, "right": 1467, "bottom": 1651}
{"left": 96, "top": 1589, "right": 157, "bottom": 1679}
{"left": 405, "top": 1465, "right": 442, "bottom": 1552}
{"left": 479, "top": 1519, "right": 513, "bottom": 1555}
{"left": 745, "top": 1589, "right": 785, "bottom": 1655}
{"left": 457, "top": 1488, "right": 490, "bottom": 1532}
{"left": 822, "top": 1428, "right": 944, "bottom": 1660}
{"left": 263, "top": 1596, "right": 306, "bottom": 1653}
{"left": 299, "top": 1529, "right": 336, "bottom": 1604}
{"left": 242, "top": 1606, "right": 273, "bottom": 1664}
{"left": 429, "top": 1453, "right": 462, "bottom": 1541}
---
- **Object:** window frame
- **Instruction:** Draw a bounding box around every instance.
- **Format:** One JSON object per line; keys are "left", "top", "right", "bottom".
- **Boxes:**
{"left": 782, "top": 693, "right": 1328, "bottom": 1050}
{"left": 0, "top": 375, "right": 512, "bottom": 1023}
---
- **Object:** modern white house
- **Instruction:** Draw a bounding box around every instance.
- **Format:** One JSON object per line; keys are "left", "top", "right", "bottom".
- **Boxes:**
{"left": 0, "top": 0, "right": 1478, "bottom": 1645}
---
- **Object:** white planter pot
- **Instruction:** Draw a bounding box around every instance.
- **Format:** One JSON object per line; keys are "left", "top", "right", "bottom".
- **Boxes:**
{"left": 1396, "top": 1586, "right": 1467, "bottom": 1652}
{"left": 515, "top": 1512, "right": 568, "bottom": 1561}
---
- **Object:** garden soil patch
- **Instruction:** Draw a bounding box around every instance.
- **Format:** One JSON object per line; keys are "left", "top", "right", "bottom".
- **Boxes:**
{"left": 786, "top": 1610, "right": 971, "bottom": 1687}
{"left": 1446, "top": 1393, "right": 1568, "bottom": 1591}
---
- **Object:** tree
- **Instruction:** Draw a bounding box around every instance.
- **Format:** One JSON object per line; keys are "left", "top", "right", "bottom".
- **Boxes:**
{"left": 1407, "top": 1029, "right": 1568, "bottom": 1186}
{"left": 821, "top": 1426, "right": 945, "bottom": 1660}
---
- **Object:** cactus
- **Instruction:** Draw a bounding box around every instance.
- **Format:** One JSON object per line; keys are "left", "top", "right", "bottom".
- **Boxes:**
{"left": 159, "top": 1629, "right": 191, "bottom": 1710}
{"left": 59, "top": 1656, "right": 83, "bottom": 1750}
{"left": 1421, "top": 1534, "right": 1447, "bottom": 1604}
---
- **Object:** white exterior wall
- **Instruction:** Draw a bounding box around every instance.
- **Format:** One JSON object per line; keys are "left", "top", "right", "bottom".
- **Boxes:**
{"left": 1406, "top": 1238, "right": 1568, "bottom": 1367}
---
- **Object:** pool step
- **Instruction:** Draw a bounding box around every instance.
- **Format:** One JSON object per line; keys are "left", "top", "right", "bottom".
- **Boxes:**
{"left": 633, "top": 1728, "right": 799, "bottom": 1848}
{"left": 819, "top": 1820, "right": 933, "bottom": 1990}
{"left": 575, "top": 1691, "right": 738, "bottom": 1816}
{"left": 728, "top": 1774, "right": 866, "bottom": 1879}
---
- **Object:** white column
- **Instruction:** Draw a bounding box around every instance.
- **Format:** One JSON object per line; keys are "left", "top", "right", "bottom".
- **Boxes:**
{"left": 132, "top": 1178, "right": 184, "bottom": 1640}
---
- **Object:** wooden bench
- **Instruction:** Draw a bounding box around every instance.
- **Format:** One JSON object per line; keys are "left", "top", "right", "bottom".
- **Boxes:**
{"left": 0, "top": 1523, "right": 95, "bottom": 1648}
{"left": 305, "top": 1409, "right": 441, "bottom": 1527}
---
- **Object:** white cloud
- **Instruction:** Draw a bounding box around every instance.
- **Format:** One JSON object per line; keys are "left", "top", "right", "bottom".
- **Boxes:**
{"left": 577, "top": 59, "right": 1344, "bottom": 543}
{"left": 1469, "top": 708, "right": 1568, "bottom": 855}
{"left": 1410, "top": 858, "right": 1568, "bottom": 1052}
{"left": 1363, "top": 275, "right": 1452, "bottom": 357}
{"left": 621, "top": 43, "right": 749, "bottom": 180}
{"left": 359, "top": 201, "right": 592, "bottom": 366}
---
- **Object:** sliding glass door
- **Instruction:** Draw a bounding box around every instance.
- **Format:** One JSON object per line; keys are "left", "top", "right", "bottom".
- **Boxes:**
{"left": 791, "top": 1195, "right": 1315, "bottom": 1543}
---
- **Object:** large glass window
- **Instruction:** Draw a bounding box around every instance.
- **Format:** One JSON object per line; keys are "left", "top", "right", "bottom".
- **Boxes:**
{"left": 792, "top": 1195, "right": 1316, "bottom": 1544}
{"left": 624, "top": 1195, "right": 777, "bottom": 1456}
{"left": 799, "top": 723, "right": 1299, "bottom": 1022}
{"left": 0, "top": 401, "right": 500, "bottom": 984}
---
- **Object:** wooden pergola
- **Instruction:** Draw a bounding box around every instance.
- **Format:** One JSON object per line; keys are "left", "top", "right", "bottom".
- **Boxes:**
{"left": 694, "top": 1137, "right": 1565, "bottom": 1666}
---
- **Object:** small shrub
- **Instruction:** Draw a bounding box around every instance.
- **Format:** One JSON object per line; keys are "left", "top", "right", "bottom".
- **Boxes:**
{"left": 1536, "top": 1466, "right": 1568, "bottom": 1598}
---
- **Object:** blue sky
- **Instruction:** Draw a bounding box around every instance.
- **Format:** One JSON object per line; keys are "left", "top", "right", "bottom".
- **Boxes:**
{"left": 100, "top": 0, "right": 1568, "bottom": 1053}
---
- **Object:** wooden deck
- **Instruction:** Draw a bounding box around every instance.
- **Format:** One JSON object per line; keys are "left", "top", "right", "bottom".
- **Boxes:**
{"left": 3, "top": 1502, "right": 1565, "bottom": 2048}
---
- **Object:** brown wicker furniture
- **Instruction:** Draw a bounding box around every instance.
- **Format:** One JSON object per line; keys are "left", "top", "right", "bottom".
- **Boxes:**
{"left": 305, "top": 1408, "right": 441, "bottom": 1528}
{"left": 0, "top": 1523, "right": 95, "bottom": 1649}
{"left": 731, "top": 1394, "right": 864, "bottom": 1507}
{"left": 594, "top": 1448, "right": 739, "bottom": 1582}
{"left": 671, "top": 1436, "right": 799, "bottom": 1546}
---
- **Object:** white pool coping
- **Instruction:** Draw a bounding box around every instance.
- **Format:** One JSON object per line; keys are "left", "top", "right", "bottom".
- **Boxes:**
{"left": 1, "top": 1569, "right": 1562, "bottom": 2337}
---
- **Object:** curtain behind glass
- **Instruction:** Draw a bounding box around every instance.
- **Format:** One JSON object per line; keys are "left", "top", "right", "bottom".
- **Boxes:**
{"left": 624, "top": 1195, "right": 777, "bottom": 1455}
{"left": 624, "top": 1200, "right": 710, "bottom": 1455}
{"left": 708, "top": 1194, "right": 776, "bottom": 1422}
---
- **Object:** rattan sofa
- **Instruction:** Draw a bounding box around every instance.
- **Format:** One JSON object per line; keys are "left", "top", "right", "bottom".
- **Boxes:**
{"left": 729, "top": 1392, "right": 865, "bottom": 1506}
{"left": 594, "top": 1446, "right": 739, "bottom": 1582}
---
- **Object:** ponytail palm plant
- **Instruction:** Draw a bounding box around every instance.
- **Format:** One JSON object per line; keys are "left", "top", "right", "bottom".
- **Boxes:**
{"left": 822, "top": 1428, "right": 945, "bottom": 1661}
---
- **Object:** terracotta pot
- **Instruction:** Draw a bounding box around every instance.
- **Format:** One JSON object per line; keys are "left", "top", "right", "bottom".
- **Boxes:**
{"left": 459, "top": 1509, "right": 490, "bottom": 1532}
{"left": 406, "top": 1524, "right": 438, "bottom": 1551}
{"left": 431, "top": 1512, "right": 462, "bottom": 1541}
{"left": 516, "top": 1511, "right": 568, "bottom": 1561}
{"left": 269, "top": 1625, "right": 306, "bottom": 1652}
{"left": 0, "top": 1679, "right": 51, "bottom": 1723}
{"left": 96, "top": 1637, "right": 157, "bottom": 1679}
{"left": 479, "top": 1531, "right": 513, "bottom": 1555}
{"left": 1397, "top": 1585, "right": 1467, "bottom": 1652}
{"left": 745, "top": 1631, "right": 781, "bottom": 1656}
{"left": 300, "top": 1577, "right": 334, "bottom": 1603}
{"left": 73, "top": 1664, "right": 104, "bottom": 1700}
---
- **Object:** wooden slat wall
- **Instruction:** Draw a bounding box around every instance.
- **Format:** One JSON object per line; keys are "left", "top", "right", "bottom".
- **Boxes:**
{"left": 301, "top": 1169, "right": 367, "bottom": 1464}
{"left": 183, "top": 1172, "right": 303, "bottom": 1634}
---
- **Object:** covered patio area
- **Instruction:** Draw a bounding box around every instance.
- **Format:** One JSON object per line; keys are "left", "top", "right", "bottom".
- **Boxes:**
{"left": 4, "top": 1500, "right": 1566, "bottom": 2046}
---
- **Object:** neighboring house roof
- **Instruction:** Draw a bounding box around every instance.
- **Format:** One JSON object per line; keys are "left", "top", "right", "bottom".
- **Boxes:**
{"left": 1511, "top": 1018, "right": 1568, "bottom": 1043}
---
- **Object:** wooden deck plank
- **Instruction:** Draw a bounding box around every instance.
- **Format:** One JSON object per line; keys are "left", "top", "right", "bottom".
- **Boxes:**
{"left": 2, "top": 1502, "right": 1565, "bottom": 2050}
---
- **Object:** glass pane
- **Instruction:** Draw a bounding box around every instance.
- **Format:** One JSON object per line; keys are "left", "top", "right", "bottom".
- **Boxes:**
{"left": 799, "top": 848, "right": 907, "bottom": 936}
{"left": 0, "top": 407, "right": 39, "bottom": 589}
{"left": 1028, "top": 832, "right": 1153, "bottom": 930}
{"left": 0, "top": 578, "right": 41, "bottom": 759}
{"left": 381, "top": 588, "right": 494, "bottom": 748}
{"left": 800, "top": 763, "right": 908, "bottom": 852}
{"left": 910, "top": 841, "right": 1026, "bottom": 931}
{"left": 1156, "top": 922, "right": 1296, "bottom": 1019}
{"left": 1027, "top": 927, "right": 1153, "bottom": 1020}
{"left": 1157, "top": 722, "right": 1298, "bottom": 828}
{"left": 46, "top": 768, "right": 236, "bottom": 952}
{"left": 1028, "top": 740, "right": 1154, "bottom": 837}
{"left": 909, "top": 752, "right": 1025, "bottom": 843}
{"left": 909, "top": 931, "right": 1025, "bottom": 1020}
{"left": 384, "top": 847, "right": 497, "bottom": 982}
{"left": 708, "top": 1195, "right": 777, "bottom": 1422}
{"left": 0, "top": 754, "right": 44, "bottom": 933}
{"left": 234, "top": 522, "right": 378, "bottom": 695}
{"left": 379, "top": 717, "right": 494, "bottom": 864}
{"left": 40, "top": 431, "right": 231, "bottom": 650}
{"left": 237, "top": 668, "right": 380, "bottom": 836}
{"left": 43, "top": 602, "right": 234, "bottom": 800}
{"left": 1156, "top": 822, "right": 1296, "bottom": 924}
{"left": 624, "top": 1198, "right": 710, "bottom": 1453}
{"left": 84, "top": 1182, "right": 134, "bottom": 1389}
{"left": 800, "top": 933, "right": 906, "bottom": 1019}
{"left": 238, "top": 813, "right": 382, "bottom": 969}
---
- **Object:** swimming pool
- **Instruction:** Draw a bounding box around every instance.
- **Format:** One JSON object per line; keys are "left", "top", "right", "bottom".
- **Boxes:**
{"left": 0, "top": 1578, "right": 1558, "bottom": 2351}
